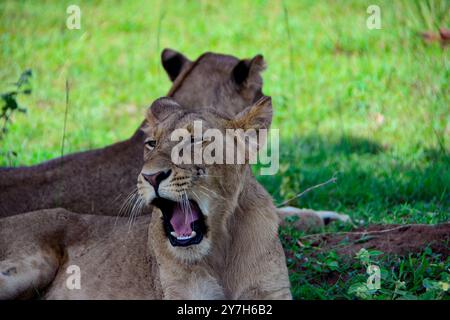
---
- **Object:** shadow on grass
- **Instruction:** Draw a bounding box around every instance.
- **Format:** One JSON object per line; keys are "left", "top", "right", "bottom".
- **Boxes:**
{"left": 257, "top": 134, "right": 449, "bottom": 223}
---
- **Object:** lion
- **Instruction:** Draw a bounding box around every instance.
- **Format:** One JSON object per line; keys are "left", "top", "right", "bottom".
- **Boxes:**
{"left": 0, "top": 97, "right": 292, "bottom": 300}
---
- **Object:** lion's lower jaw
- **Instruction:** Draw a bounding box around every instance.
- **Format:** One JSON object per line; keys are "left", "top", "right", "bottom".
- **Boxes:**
{"left": 148, "top": 208, "right": 213, "bottom": 264}
{"left": 166, "top": 237, "right": 212, "bottom": 263}
{"left": 149, "top": 224, "right": 224, "bottom": 299}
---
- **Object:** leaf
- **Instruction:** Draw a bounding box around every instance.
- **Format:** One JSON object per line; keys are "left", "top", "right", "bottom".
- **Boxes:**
{"left": 326, "top": 260, "right": 339, "bottom": 270}
{"left": 1, "top": 69, "right": 32, "bottom": 140}
{"left": 368, "top": 250, "right": 384, "bottom": 256}
{"left": 348, "top": 282, "right": 373, "bottom": 299}
{"left": 397, "top": 293, "right": 418, "bottom": 300}
{"left": 423, "top": 278, "right": 448, "bottom": 292}
{"left": 356, "top": 248, "right": 371, "bottom": 265}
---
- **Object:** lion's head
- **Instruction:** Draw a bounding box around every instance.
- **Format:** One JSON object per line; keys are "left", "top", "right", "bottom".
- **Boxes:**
{"left": 137, "top": 96, "right": 272, "bottom": 262}
{"left": 162, "top": 48, "right": 266, "bottom": 117}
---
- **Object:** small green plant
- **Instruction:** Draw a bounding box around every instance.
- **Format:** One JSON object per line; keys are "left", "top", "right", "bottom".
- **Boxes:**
{"left": 1, "top": 69, "right": 32, "bottom": 138}
{"left": 347, "top": 248, "right": 384, "bottom": 299}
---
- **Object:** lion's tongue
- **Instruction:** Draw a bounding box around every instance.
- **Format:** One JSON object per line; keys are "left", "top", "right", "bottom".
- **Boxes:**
{"left": 170, "top": 202, "right": 199, "bottom": 237}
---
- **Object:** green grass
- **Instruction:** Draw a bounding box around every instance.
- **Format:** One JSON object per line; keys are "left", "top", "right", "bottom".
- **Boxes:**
{"left": 1, "top": 0, "right": 449, "bottom": 299}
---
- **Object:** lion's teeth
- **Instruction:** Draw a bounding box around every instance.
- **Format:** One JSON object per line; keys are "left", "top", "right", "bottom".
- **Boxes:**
{"left": 170, "top": 231, "right": 196, "bottom": 240}
{"left": 188, "top": 231, "right": 196, "bottom": 238}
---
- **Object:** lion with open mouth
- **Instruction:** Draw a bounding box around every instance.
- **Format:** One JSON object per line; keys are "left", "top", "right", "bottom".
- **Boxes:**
{"left": 0, "top": 96, "right": 291, "bottom": 300}
{"left": 138, "top": 96, "right": 291, "bottom": 299}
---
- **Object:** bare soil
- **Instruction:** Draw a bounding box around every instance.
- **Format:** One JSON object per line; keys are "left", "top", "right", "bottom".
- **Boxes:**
{"left": 303, "top": 223, "right": 450, "bottom": 256}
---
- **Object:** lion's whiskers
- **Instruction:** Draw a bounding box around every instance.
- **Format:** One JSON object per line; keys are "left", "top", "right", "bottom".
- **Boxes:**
{"left": 114, "top": 187, "right": 148, "bottom": 232}
{"left": 190, "top": 190, "right": 202, "bottom": 206}
{"left": 198, "top": 185, "right": 226, "bottom": 200}
{"left": 118, "top": 188, "right": 138, "bottom": 218}
{"left": 113, "top": 189, "right": 139, "bottom": 230}
{"left": 127, "top": 196, "right": 145, "bottom": 231}
{"left": 197, "top": 189, "right": 213, "bottom": 201}
{"left": 183, "top": 191, "right": 195, "bottom": 227}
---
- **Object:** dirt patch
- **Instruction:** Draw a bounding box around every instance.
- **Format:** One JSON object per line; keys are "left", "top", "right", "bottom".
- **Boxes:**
{"left": 302, "top": 223, "right": 450, "bottom": 256}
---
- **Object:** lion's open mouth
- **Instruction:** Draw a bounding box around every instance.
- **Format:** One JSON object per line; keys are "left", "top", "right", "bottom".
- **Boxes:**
{"left": 151, "top": 197, "right": 207, "bottom": 247}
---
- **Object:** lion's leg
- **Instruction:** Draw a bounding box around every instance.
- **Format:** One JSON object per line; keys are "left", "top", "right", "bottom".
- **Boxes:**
{"left": 277, "top": 206, "right": 350, "bottom": 231}
{"left": 0, "top": 208, "right": 77, "bottom": 299}
{"left": 0, "top": 248, "right": 61, "bottom": 299}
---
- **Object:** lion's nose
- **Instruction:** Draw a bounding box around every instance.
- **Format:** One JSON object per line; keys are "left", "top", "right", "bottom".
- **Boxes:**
{"left": 142, "top": 169, "right": 172, "bottom": 191}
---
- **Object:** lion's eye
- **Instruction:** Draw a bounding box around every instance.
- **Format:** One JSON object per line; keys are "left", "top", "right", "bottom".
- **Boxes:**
{"left": 145, "top": 139, "right": 156, "bottom": 150}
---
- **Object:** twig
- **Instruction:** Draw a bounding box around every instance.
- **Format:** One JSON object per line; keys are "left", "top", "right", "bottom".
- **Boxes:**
{"left": 52, "top": 79, "right": 70, "bottom": 207}
{"left": 60, "top": 79, "right": 69, "bottom": 160}
{"left": 282, "top": 0, "right": 299, "bottom": 100}
{"left": 276, "top": 176, "right": 337, "bottom": 207}
{"left": 282, "top": 0, "right": 294, "bottom": 73}
{"left": 298, "top": 223, "right": 450, "bottom": 241}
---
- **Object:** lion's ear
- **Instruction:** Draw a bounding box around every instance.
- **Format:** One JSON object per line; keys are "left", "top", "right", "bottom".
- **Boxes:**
{"left": 161, "top": 48, "right": 192, "bottom": 81}
{"left": 231, "top": 96, "right": 272, "bottom": 131}
{"left": 146, "top": 97, "right": 182, "bottom": 125}
{"left": 232, "top": 54, "right": 266, "bottom": 87}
